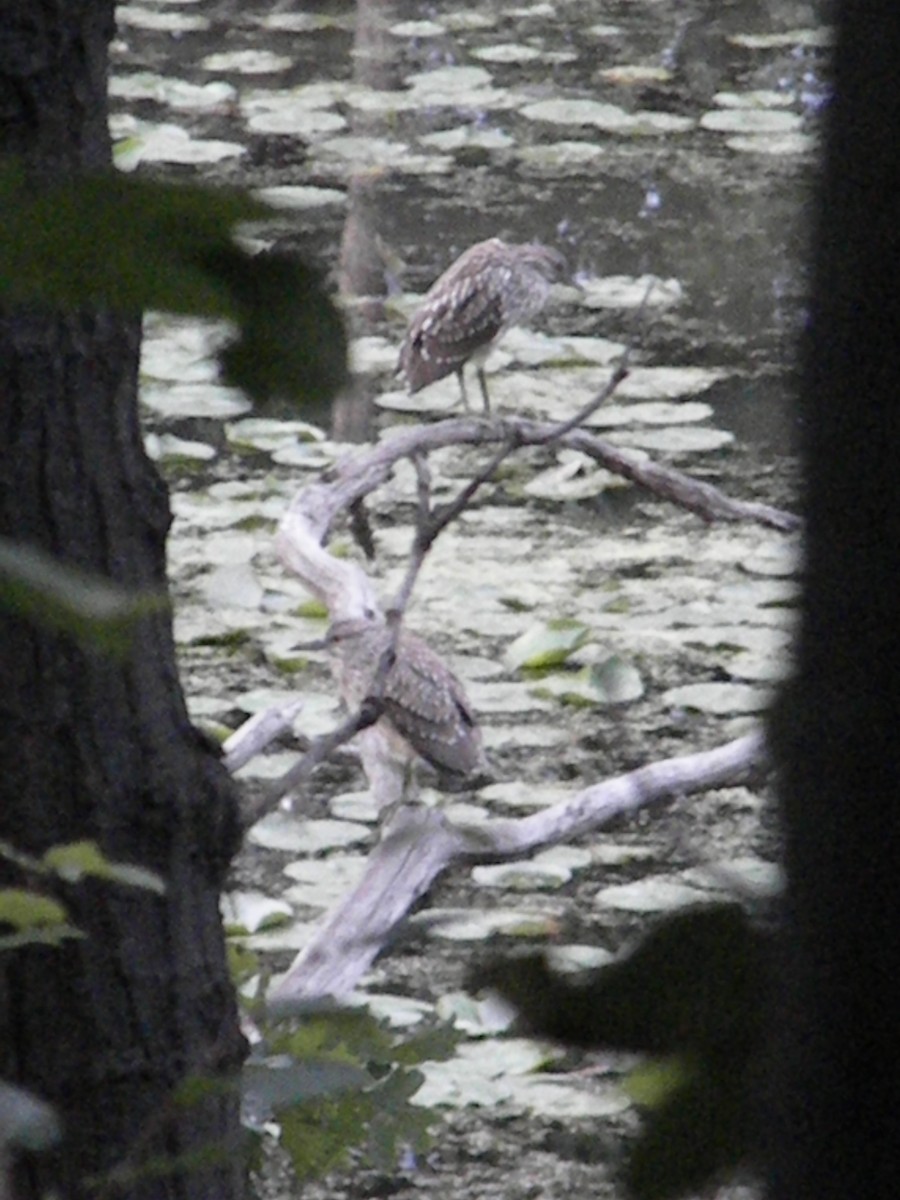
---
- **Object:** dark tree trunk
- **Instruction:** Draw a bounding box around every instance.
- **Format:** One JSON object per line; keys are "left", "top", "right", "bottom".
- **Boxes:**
{"left": 0, "top": 4, "right": 246, "bottom": 1198}
{"left": 768, "top": 2, "right": 900, "bottom": 1197}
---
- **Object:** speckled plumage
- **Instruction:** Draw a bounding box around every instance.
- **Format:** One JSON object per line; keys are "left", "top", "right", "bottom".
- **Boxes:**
{"left": 328, "top": 616, "right": 483, "bottom": 777}
{"left": 398, "top": 238, "right": 566, "bottom": 412}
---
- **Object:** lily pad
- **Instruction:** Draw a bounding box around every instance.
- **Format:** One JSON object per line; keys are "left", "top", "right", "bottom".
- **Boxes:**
{"left": 222, "top": 890, "right": 293, "bottom": 934}
{"left": 478, "top": 780, "right": 576, "bottom": 810}
{"left": 524, "top": 455, "right": 622, "bottom": 501}
{"left": 144, "top": 432, "right": 216, "bottom": 462}
{"left": 713, "top": 90, "right": 795, "bottom": 109}
{"left": 243, "top": 103, "right": 347, "bottom": 137}
{"left": 609, "top": 425, "right": 734, "bottom": 454}
{"left": 140, "top": 383, "right": 252, "bottom": 420}
{"left": 472, "top": 847, "right": 591, "bottom": 891}
{"left": 521, "top": 98, "right": 693, "bottom": 135}
{"left": 113, "top": 119, "right": 245, "bottom": 167}
{"left": 282, "top": 855, "right": 369, "bottom": 907}
{"left": 436, "top": 990, "right": 518, "bottom": 1035}
{"left": 471, "top": 43, "right": 544, "bottom": 64}
{"left": 247, "top": 814, "right": 372, "bottom": 854}
{"left": 516, "top": 141, "right": 607, "bottom": 172}
{"left": 110, "top": 73, "right": 236, "bottom": 110}
{"left": 596, "top": 877, "right": 707, "bottom": 913}
{"left": 389, "top": 20, "right": 446, "bottom": 37}
{"left": 700, "top": 108, "right": 802, "bottom": 134}
{"left": 505, "top": 619, "right": 591, "bottom": 671}
{"left": 418, "top": 126, "right": 515, "bottom": 152}
{"left": 507, "top": 1077, "right": 631, "bottom": 1119}
{"left": 254, "top": 185, "right": 347, "bottom": 210}
{"left": 726, "top": 132, "right": 816, "bottom": 156}
{"left": 728, "top": 28, "right": 833, "bottom": 49}
{"left": 417, "top": 907, "right": 562, "bottom": 942}
{"left": 663, "top": 682, "right": 771, "bottom": 715}
{"left": 600, "top": 65, "right": 673, "bottom": 85}
{"left": 116, "top": 5, "right": 209, "bottom": 31}
{"left": 576, "top": 274, "right": 684, "bottom": 309}
{"left": 532, "top": 659, "right": 644, "bottom": 707}
{"left": 201, "top": 50, "right": 292, "bottom": 73}
{"left": 201, "top": 563, "right": 264, "bottom": 610}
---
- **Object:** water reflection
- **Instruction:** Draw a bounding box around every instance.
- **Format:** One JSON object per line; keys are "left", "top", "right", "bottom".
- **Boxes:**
{"left": 332, "top": 0, "right": 402, "bottom": 441}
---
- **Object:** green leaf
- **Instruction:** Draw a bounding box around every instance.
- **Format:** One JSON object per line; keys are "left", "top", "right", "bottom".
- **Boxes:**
{"left": 0, "top": 163, "right": 346, "bottom": 410}
{"left": 243, "top": 1058, "right": 368, "bottom": 1118}
{"left": 470, "top": 905, "right": 765, "bottom": 1200}
{"left": 532, "top": 658, "right": 644, "bottom": 707}
{"left": 278, "top": 1092, "right": 372, "bottom": 1180}
{"left": 0, "top": 889, "right": 68, "bottom": 930}
{"left": 624, "top": 1056, "right": 694, "bottom": 1108}
{"left": 0, "top": 925, "right": 84, "bottom": 952}
{"left": 172, "top": 1074, "right": 238, "bottom": 1108}
{"left": 505, "top": 619, "right": 591, "bottom": 671}
{"left": 41, "top": 841, "right": 166, "bottom": 894}
{"left": 0, "top": 537, "right": 167, "bottom": 653}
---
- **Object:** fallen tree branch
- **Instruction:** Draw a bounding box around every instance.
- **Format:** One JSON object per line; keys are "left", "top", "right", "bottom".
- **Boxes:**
{"left": 268, "top": 727, "right": 767, "bottom": 1003}
{"left": 223, "top": 701, "right": 304, "bottom": 773}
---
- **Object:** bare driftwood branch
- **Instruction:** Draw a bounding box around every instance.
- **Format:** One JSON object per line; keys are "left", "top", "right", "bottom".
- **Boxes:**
{"left": 280, "top": 416, "right": 799, "bottom": 556}
{"left": 223, "top": 701, "right": 304, "bottom": 774}
{"left": 269, "top": 727, "right": 767, "bottom": 1003}
{"left": 257, "top": 393, "right": 797, "bottom": 827}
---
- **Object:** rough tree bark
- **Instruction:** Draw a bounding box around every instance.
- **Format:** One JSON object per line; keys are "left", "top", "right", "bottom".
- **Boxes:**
{"left": 0, "top": 4, "right": 245, "bottom": 1198}
{"left": 769, "top": 2, "right": 900, "bottom": 1197}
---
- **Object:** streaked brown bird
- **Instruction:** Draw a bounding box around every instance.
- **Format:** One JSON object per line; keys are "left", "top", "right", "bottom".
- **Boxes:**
{"left": 398, "top": 237, "right": 566, "bottom": 413}
{"left": 328, "top": 615, "right": 484, "bottom": 805}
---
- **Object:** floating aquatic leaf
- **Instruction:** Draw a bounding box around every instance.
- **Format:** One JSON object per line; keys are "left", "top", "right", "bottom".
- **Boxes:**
{"left": 472, "top": 43, "right": 544, "bottom": 63}
{"left": 283, "top": 855, "right": 369, "bottom": 908}
{"left": 254, "top": 185, "right": 347, "bottom": 210}
{"left": 113, "top": 119, "right": 245, "bottom": 167}
{"left": 389, "top": 19, "right": 446, "bottom": 36}
{"left": 596, "top": 877, "right": 707, "bottom": 914}
{"left": 505, "top": 619, "right": 591, "bottom": 671}
{"left": 600, "top": 65, "right": 673, "bottom": 85}
{"left": 700, "top": 108, "right": 802, "bottom": 134}
{"left": 110, "top": 73, "right": 236, "bottom": 110}
{"left": 248, "top": 815, "right": 371, "bottom": 854}
{"left": 728, "top": 27, "right": 833, "bottom": 48}
{"left": 223, "top": 890, "right": 294, "bottom": 935}
{"left": 116, "top": 5, "right": 209, "bottom": 31}
{"left": 663, "top": 682, "right": 770, "bottom": 715}
{"left": 611, "top": 426, "right": 734, "bottom": 454}
{"left": 145, "top": 432, "right": 217, "bottom": 462}
{"left": 201, "top": 50, "right": 292, "bottom": 73}
{"left": 726, "top": 132, "right": 816, "bottom": 156}
{"left": 713, "top": 90, "right": 794, "bottom": 109}
{"left": 532, "top": 659, "right": 643, "bottom": 707}
{"left": 522, "top": 98, "right": 693, "bottom": 135}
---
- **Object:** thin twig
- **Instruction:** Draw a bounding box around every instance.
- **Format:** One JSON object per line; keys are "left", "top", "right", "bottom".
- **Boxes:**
{"left": 242, "top": 700, "right": 383, "bottom": 829}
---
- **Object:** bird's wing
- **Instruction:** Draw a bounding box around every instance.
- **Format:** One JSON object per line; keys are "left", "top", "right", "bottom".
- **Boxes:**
{"left": 384, "top": 650, "right": 483, "bottom": 774}
{"left": 399, "top": 273, "right": 506, "bottom": 391}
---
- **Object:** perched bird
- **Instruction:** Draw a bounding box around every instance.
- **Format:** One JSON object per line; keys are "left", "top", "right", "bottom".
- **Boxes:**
{"left": 327, "top": 615, "right": 484, "bottom": 806}
{"left": 398, "top": 238, "right": 566, "bottom": 413}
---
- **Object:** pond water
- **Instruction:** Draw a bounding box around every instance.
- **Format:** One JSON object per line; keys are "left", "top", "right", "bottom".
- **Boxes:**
{"left": 111, "top": 1, "right": 824, "bottom": 1197}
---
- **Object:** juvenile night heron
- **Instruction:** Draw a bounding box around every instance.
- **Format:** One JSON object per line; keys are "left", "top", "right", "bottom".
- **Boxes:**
{"left": 398, "top": 237, "right": 567, "bottom": 414}
{"left": 328, "top": 615, "right": 484, "bottom": 807}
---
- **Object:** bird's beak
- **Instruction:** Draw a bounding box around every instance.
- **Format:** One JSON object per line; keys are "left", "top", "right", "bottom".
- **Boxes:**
{"left": 290, "top": 637, "right": 330, "bottom": 652}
